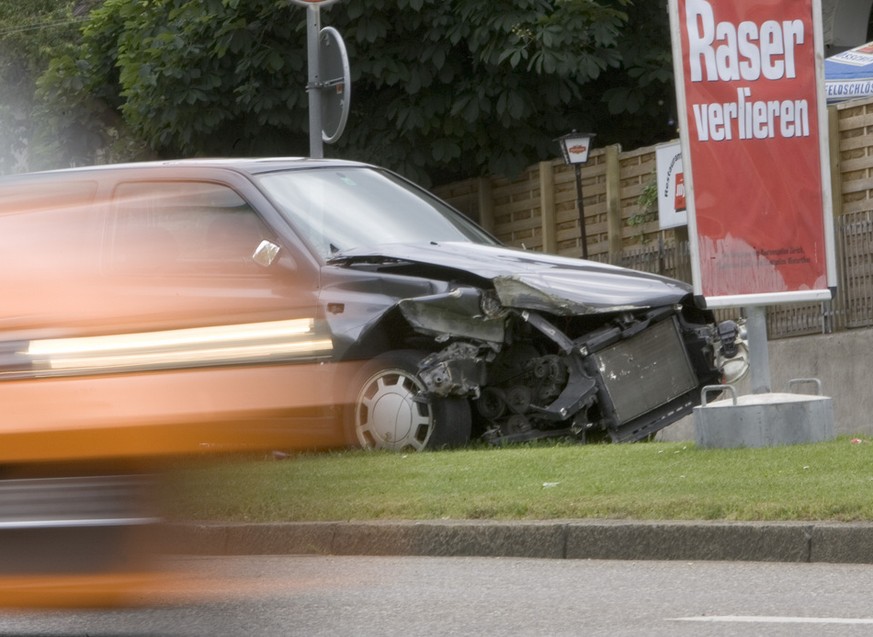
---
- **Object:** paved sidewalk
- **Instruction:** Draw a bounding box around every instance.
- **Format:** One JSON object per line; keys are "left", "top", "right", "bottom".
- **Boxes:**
{"left": 164, "top": 520, "right": 873, "bottom": 564}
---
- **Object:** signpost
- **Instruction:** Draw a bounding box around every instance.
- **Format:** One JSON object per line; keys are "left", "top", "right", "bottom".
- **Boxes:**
{"left": 289, "top": 0, "right": 350, "bottom": 158}
{"left": 319, "top": 26, "right": 351, "bottom": 144}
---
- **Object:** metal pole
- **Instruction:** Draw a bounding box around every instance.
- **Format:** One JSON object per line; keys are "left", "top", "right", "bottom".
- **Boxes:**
{"left": 306, "top": 5, "right": 323, "bottom": 159}
{"left": 575, "top": 164, "right": 589, "bottom": 259}
{"left": 746, "top": 305, "right": 771, "bottom": 394}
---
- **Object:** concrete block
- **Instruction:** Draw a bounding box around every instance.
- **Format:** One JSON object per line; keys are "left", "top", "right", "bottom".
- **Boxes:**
{"left": 694, "top": 392, "right": 834, "bottom": 448}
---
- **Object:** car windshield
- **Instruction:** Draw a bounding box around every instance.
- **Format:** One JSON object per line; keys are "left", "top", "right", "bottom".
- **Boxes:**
{"left": 256, "top": 167, "right": 497, "bottom": 258}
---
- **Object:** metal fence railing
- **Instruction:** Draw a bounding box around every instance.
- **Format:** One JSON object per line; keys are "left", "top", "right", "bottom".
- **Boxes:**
{"left": 604, "top": 221, "right": 873, "bottom": 340}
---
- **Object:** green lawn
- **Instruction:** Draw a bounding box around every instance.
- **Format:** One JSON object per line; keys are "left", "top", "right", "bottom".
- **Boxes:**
{"left": 161, "top": 437, "right": 873, "bottom": 523}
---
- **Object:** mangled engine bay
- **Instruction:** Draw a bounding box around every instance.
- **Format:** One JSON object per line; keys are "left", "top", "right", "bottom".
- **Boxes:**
{"left": 397, "top": 277, "right": 744, "bottom": 445}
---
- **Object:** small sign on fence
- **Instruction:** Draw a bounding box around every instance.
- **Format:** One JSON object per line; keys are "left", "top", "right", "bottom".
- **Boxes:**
{"left": 655, "top": 141, "right": 688, "bottom": 230}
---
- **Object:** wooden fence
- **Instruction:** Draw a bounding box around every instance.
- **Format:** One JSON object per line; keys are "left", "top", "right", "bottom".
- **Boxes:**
{"left": 433, "top": 95, "right": 873, "bottom": 340}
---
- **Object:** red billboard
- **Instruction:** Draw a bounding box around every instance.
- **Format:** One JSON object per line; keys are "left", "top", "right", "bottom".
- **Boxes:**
{"left": 669, "top": 0, "right": 836, "bottom": 307}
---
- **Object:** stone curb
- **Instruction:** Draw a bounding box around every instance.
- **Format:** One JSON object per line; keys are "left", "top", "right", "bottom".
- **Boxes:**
{"left": 160, "top": 520, "right": 873, "bottom": 564}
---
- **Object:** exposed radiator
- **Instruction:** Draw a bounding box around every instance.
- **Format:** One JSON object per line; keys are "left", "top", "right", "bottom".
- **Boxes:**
{"left": 593, "top": 318, "right": 698, "bottom": 426}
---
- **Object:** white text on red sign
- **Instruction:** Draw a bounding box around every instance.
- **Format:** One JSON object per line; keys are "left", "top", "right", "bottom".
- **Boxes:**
{"left": 685, "top": 0, "right": 810, "bottom": 142}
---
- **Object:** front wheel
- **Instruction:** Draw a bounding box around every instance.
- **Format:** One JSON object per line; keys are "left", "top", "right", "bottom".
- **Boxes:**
{"left": 347, "top": 350, "right": 472, "bottom": 451}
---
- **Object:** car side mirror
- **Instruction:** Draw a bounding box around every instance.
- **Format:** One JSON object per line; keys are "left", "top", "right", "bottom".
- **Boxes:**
{"left": 252, "top": 240, "right": 281, "bottom": 267}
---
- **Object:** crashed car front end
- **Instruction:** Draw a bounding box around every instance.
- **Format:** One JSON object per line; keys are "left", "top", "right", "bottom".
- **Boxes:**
{"left": 412, "top": 299, "right": 741, "bottom": 444}
{"left": 328, "top": 243, "right": 747, "bottom": 446}
{"left": 256, "top": 163, "right": 747, "bottom": 449}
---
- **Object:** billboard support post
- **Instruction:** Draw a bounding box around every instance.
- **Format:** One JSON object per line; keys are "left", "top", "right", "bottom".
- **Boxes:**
{"left": 746, "top": 306, "right": 771, "bottom": 394}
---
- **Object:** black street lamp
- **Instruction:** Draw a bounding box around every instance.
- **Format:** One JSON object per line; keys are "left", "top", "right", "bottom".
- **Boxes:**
{"left": 556, "top": 131, "right": 596, "bottom": 259}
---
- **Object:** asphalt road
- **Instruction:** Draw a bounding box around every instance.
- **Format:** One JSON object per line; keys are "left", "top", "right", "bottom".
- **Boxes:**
{"left": 4, "top": 555, "right": 873, "bottom": 637}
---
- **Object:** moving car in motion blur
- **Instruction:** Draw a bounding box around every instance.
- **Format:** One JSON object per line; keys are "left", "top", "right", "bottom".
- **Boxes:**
{"left": 0, "top": 157, "right": 747, "bottom": 456}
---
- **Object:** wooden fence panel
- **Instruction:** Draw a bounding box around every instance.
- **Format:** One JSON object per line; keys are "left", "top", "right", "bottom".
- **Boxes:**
{"left": 491, "top": 166, "right": 544, "bottom": 251}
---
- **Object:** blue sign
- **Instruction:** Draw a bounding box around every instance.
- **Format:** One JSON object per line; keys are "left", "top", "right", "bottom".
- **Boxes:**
{"left": 825, "top": 43, "right": 873, "bottom": 103}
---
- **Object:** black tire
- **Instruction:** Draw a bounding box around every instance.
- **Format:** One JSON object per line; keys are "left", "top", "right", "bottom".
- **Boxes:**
{"left": 346, "top": 350, "right": 472, "bottom": 451}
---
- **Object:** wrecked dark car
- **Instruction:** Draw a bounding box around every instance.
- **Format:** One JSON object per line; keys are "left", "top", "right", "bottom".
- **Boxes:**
{"left": 0, "top": 158, "right": 747, "bottom": 454}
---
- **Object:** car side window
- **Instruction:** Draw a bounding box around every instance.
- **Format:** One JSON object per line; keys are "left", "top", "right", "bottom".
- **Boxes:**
{"left": 107, "top": 181, "right": 272, "bottom": 275}
{"left": 0, "top": 181, "right": 103, "bottom": 331}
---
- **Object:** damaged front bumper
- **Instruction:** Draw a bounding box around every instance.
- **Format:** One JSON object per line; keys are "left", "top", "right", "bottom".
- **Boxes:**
{"left": 401, "top": 288, "right": 748, "bottom": 444}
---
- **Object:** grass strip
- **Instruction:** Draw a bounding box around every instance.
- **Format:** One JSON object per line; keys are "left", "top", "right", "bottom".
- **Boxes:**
{"left": 161, "top": 437, "right": 873, "bottom": 523}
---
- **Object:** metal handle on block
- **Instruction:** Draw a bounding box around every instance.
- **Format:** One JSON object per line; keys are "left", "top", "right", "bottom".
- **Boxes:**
{"left": 788, "top": 378, "right": 823, "bottom": 396}
{"left": 701, "top": 384, "right": 736, "bottom": 407}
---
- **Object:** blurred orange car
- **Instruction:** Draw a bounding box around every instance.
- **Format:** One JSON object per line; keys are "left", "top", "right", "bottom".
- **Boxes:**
{"left": 0, "top": 160, "right": 353, "bottom": 607}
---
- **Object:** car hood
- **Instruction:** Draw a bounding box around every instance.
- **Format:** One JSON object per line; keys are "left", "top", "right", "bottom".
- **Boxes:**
{"left": 330, "top": 242, "right": 694, "bottom": 314}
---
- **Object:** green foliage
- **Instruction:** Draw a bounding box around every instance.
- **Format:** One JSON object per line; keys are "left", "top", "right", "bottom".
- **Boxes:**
{"left": 25, "top": 0, "right": 682, "bottom": 185}
{"left": 31, "top": 0, "right": 643, "bottom": 183}
{"left": 0, "top": 1, "right": 89, "bottom": 172}
{"left": 629, "top": 177, "right": 658, "bottom": 227}
{"left": 591, "top": 0, "right": 678, "bottom": 148}
{"left": 337, "top": 0, "right": 630, "bottom": 181}
{"left": 35, "top": 0, "right": 305, "bottom": 168}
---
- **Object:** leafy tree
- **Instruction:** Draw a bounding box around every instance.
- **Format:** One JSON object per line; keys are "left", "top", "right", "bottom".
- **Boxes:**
{"left": 36, "top": 0, "right": 642, "bottom": 183}
{"left": 336, "top": 0, "right": 631, "bottom": 181}
{"left": 593, "top": 0, "right": 678, "bottom": 148}
{"left": 0, "top": 0, "right": 151, "bottom": 173}
{"left": 0, "top": 1, "right": 86, "bottom": 173}
{"left": 31, "top": 0, "right": 688, "bottom": 185}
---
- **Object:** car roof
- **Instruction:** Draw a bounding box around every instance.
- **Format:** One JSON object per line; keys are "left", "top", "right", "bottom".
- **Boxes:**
{"left": 1, "top": 157, "right": 374, "bottom": 181}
